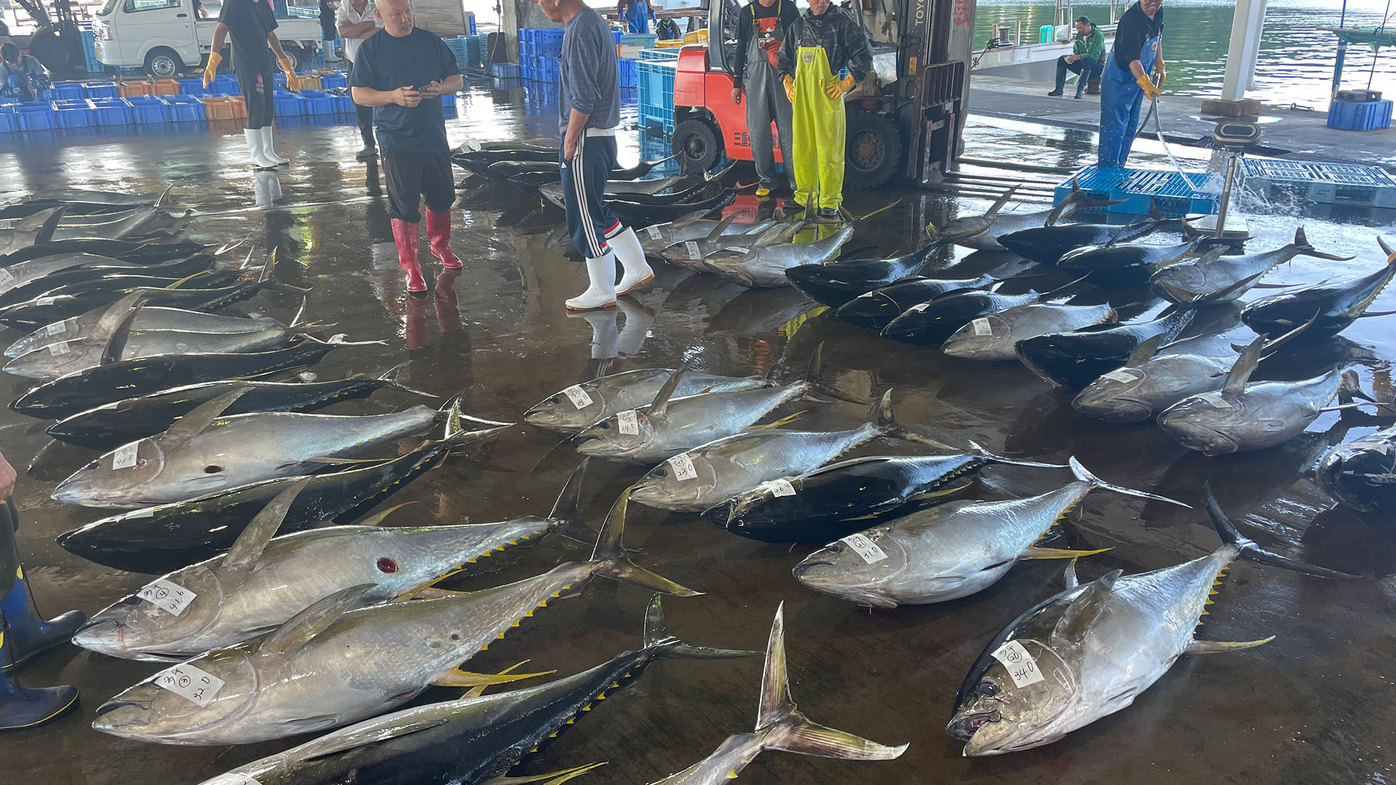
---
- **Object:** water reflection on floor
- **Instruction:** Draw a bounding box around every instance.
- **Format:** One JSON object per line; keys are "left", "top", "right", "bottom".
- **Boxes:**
{"left": 1, "top": 80, "right": 1394, "bottom": 785}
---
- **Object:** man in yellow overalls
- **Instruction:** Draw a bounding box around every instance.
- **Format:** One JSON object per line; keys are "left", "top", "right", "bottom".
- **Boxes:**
{"left": 776, "top": 0, "right": 872, "bottom": 220}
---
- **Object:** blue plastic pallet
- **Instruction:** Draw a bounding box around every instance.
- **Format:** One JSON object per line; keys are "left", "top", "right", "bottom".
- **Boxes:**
{"left": 1054, "top": 166, "right": 1222, "bottom": 217}
{"left": 1327, "top": 99, "right": 1392, "bottom": 132}
{"left": 1242, "top": 158, "right": 1396, "bottom": 209}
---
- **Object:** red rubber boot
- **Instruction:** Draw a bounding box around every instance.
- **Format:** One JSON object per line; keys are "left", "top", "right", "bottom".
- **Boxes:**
{"left": 425, "top": 210, "right": 462, "bottom": 269}
{"left": 391, "top": 218, "right": 427, "bottom": 294}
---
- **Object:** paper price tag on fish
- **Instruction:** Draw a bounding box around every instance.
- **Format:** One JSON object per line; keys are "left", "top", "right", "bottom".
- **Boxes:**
{"left": 617, "top": 409, "right": 639, "bottom": 435}
{"left": 990, "top": 641, "right": 1044, "bottom": 688}
{"left": 154, "top": 664, "right": 225, "bottom": 707}
{"left": 971, "top": 318, "right": 993, "bottom": 336}
{"left": 48, "top": 341, "right": 70, "bottom": 356}
{"left": 730, "top": 247, "right": 750, "bottom": 255}
{"left": 840, "top": 533, "right": 887, "bottom": 565}
{"left": 646, "top": 226, "right": 662, "bottom": 240}
{"left": 668, "top": 452, "right": 697, "bottom": 481}
{"left": 758, "top": 479, "right": 796, "bottom": 497}
{"left": 562, "top": 385, "right": 593, "bottom": 409}
{"left": 43, "top": 321, "right": 69, "bottom": 336}
{"left": 0, "top": 268, "right": 13, "bottom": 285}
{"left": 34, "top": 297, "right": 56, "bottom": 307}
{"left": 685, "top": 241, "right": 701, "bottom": 261}
{"left": 111, "top": 443, "right": 140, "bottom": 470}
{"left": 1103, "top": 368, "right": 1142, "bottom": 384}
{"left": 138, "top": 579, "right": 197, "bottom": 617}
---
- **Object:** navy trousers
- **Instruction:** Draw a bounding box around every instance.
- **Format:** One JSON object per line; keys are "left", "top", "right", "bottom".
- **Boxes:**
{"left": 561, "top": 134, "right": 621, "bottom": 260}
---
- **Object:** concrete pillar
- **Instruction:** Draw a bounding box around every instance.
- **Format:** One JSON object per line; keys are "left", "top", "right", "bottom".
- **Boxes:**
{"left": 1203, "top": 0, "right": 1265, "bottom": 115}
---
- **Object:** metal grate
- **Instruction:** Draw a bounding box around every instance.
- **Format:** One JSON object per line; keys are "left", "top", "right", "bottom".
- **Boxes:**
{"left": 1242, "top": 159, "right": 1396, "bottom": 187}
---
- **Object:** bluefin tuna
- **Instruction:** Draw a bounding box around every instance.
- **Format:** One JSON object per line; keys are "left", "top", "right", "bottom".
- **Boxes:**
{"left": 1151, "top": 227, "right": 1352, "bottom": 305}
{"left": 942, "top": 302, "right": 1117, "bottom": 361}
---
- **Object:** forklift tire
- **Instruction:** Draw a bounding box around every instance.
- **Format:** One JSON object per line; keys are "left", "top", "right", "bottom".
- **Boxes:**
{"left": 671, "top": 118, "right": 721, "bottom": 175}
{"left": 846, "top": 111, "right": 902, "bottom": 191}
{"left": 144, "top": 47, "right": 184, "bottom": 78}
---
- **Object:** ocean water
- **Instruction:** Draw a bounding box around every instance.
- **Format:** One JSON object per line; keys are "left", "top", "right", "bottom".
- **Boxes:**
{"left": 975, "top": 0, "right": 1396, "bottom": 107}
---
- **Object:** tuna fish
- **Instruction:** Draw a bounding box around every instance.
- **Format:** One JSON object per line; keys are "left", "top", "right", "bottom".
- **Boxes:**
{"left": 833, "top": 274, "right": 996, "bottom": 330}
{"left": 1151, "top": 227, "right": 1352, "bottom": 305}
{"left": 523, "top": 368, "right": 770, "bottom": 434}
{"left": 930, "top": 180, "right": 1121, "bottom": 252}
{"left": 881, "top": 288, "right": 1043, "bottom": 346}
{"left": 792, "top": 458, "right": 1185, "bottom": 608}
{"left": 941, "top": 302, "right": 1117, "bottom": 361}
{"left": 946, "top": 487, "right": 1352, "bottom": 756}
{"left": 1157, "top": 337, "right": 1370, "bottom": 455}
{"left": 997, "top": 205, "right": 1172, "bottom": 266}
{"left": 72, "top": 467, "right": 586, "bottom": 661}
{"left": 1315, "top": 426, "right": 1396, "bottom": 513}
{"left": 5, "top": 325, "right": 293, "bottom": 381}
{"left": 702, "top": 225, "right": 856, "bottom": 288}
{"left": 51, "top": 389, "right": 459, "bottom": 508}
{"left": 704, "top": 444, "right": 1064, "bottom": 543}
{"left": 90, "top": 489, "right": 699, "bottom": 746}
{"left": 1015, "top": 308, "right": 1195, "bottom": 389}
{"left": 6, "top": 306, "right": 284, "bottom": 359}
{"left": 1240, "top": 237, "right": 1396, "bottom": 338}
{"left": 629, "top": 391, "right": 930, "bottom": 512}
{"left": 784, "top": 237, "right": 945, "bottom": 307}
{"left": 658, "top": 218, "right": 797, "bottom": 271}
{"left": 637, "top": 210, "right": 775, "bottom": 258}
{"left": 1057, "top": 236, "right": 1211, "bottom": 286}
{"left": 648, "top": 602, "right": 907, "bottom": 784}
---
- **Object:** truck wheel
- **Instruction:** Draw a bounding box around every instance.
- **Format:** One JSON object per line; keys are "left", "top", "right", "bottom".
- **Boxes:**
{"left": 144, "top": 47, "right": 184, "bottom": 78}
{"left": 846, "top": 111, "right": 902, "bottom": 191}
{"left": 671, "top": 118, "right": 721, "bottom": 175}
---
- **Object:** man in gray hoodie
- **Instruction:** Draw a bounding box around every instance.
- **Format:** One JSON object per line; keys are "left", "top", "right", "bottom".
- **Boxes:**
{"left": 539, "top": 0, "right": 653, "bottom": 311}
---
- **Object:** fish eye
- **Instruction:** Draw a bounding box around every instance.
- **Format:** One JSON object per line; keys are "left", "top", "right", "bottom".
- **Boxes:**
{"left": 204, "top": 465, "right": 223, "bottom": 474}
{"left": 652, "top": 468, "right": 668, "bottom": 478}
{"left": 978, "top": 680, "right": 1001, "bottom": 697}
{"left": 598, "top": 422, "right": 610, "bottom": 429}
{"left": 137, "top": 458, "right": 149, "bottom": 468}
{"left": 118, "top": 595, "right": 141, "bottom": 606}
{"left": 548, "top": 396, "right": 561, "bottom": 404}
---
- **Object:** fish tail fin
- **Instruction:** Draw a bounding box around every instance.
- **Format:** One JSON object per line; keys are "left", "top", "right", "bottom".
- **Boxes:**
{"left": 757, "top": 603, "right": 908, "bottom": 760}
{"left": 802, "top": 343, "right": 870, "bottom": 406}
{"left": 1292, "top": 226, "right": 1355, "bottom": 261}
{"left": 1203, "top": 483, "right": 1357, "bottom": 579}
{"left": 1379, "top": 235, "right": 1395, "bottom": 264}
{"left": 590, "top": 488, "right": 703, "bottom": 596}
{"left": 969, "top": 440, "right": 1067, "bottom": 469}
{"left": 1069, "top": 456, "right": 1191, "bottom": 508}
{"left": 546, "top": 460, "right": 601, "bottom": 544}
{"left": 873, "top": 390, "right": 954, "bottom": 450}
{"left": 376, "top": 361, "right": 437, "bottom": 398}
{"left": 643, "top": 595, "right": 757, "bottom": 660}
{"left": 441, "top": 397, "right": 512, "bottom": 447}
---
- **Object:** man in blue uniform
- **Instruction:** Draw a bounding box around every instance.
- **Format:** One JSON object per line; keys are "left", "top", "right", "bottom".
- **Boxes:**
{"left": 351, "top": 0, "right": 463, "bottom": 294}
{"left": 1098, "top": 0, "right": 1165, "bottom": 168}
{"left": 540, "top": 0, "right": 653, "bottom": 311}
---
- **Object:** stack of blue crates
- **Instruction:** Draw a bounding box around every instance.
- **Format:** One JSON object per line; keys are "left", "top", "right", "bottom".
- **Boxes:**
{"left": 1327, "top": 99, "right": 1393, "bottom": 132}
{"left": 520, "top": 28, "right": 564, "bottom": 82}
{"left": 638, "top": 50, "right": 678, "bottom": 133}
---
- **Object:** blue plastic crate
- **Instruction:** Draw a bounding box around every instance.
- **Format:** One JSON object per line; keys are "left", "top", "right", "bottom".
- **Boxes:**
{"left": 521, "top": 28, "right": 564, "bottom": 57}
{"left": 16, "top": 104, "right": 55, "bottom": 132}
{"left": 89, "top": 97, "right": 130, "bottom": 126}
{"left": 212, "top": 74, "right": 240, "bottom": 95}
{"left": 125, "top": 96, "right": 167, "bottom": 124}
{"left": 162, "top": 95, "right": 205, "bottom": 123}
{"left": 639, "top": 48, "right": 679, "bottom": 61}
{"left": 176, "top": 77, "right": 204, "bottom": 96}
{"left": 1053, "top": 166, "right": 1223, "bottom": 217}
{"left": 621, "top": 33, "right": 657, "bottom": 48}
{"left": 612, "top": 30, "right": 623, "bottom": 44}
{"left": 320, "top": 72, "right": 348, "bottom": 89}
{"left": 274, "top": 92, "right": 306, "bottom": 116}
{"left": 333, "top": 93, "right": 354, "bottom": 113}
{"left": 82, "top": 30, "right": 106, "bottom": 74}
{"left": 1327, "top": 99, "right": 1393, "bottom": 132}
{"left": 52, "top": 99, "right": 94, "bottom": 128}
{"left": 619, "top": 58, "right": 637, "bottom": 89}
{"left": 53, "top": 83, "right": 85, "bottom": 101}
{"left": 83, "top": 81, "right": 118, "bottom": 99}
{"left": 490, "top": 62, "right": 521, "bottom": 79}
{"left": 637, "top": 59, "right": 675, "bottom": 133}
{"left": 0, "top": 108, "right": 16, "bottom": 134}
{"left": 298, "top": 89, "right": 333, "bottom": 114}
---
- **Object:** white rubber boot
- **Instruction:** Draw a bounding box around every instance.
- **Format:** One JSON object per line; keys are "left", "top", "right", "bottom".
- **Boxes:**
{"left": 565, "top": 253, "right": 618, "bottom": 311}
{"left": 243, "top": 128, "right": 277, "bottom": 169}
{"left": 609, "top": 227, "right": 654, "bottom": 295}
{"left": 567, "top": 309, "right": 619, "bottom": 358}
{"left": 260, "top": 126, "right": 290, "bottom": 165}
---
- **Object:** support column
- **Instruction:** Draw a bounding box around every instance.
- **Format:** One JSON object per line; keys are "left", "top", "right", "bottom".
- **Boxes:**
{"left": 1202, "top": 0, "right": 1266, "bottom": 116}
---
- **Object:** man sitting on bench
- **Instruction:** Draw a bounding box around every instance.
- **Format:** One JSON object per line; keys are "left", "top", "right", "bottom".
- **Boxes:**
{"left": 1049, "top": 16, "right": 1104, "bottom": 99}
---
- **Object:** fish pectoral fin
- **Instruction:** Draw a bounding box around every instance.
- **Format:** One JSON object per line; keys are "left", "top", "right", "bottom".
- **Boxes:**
{"left": 1050, "top": 569, "right": 1122, "bottom": 648}
{"left": 1021, "top": 545, "right": 1112, "bottom": 560}
{"left": 1185, "top": 636, "right": 1275, "bottom": 654}
{"left": 1356, "top": 309, "right": 1396, "bottom": 318}
{"left": 409, "top": 587, "right": 471, "bottom": 600}
{"left": 749, "top": 409, "right": 806, "bottom": 430}
{"left": 299, "top": 717, "right": 451, "bottom": 762}
{"left": 463, "top": 660, "right": 532, "bottom": 698}
{"left": 260, "top": 584, "right": 375, "bottom": 657}
{"left": 908, "top": 480, "right": 974, "bottom": 501}
{"left": 483, "top": 762, "right": 608, "bottom": 785}
{"left": 431, "top": 666, "right": 553, "bottom": 688}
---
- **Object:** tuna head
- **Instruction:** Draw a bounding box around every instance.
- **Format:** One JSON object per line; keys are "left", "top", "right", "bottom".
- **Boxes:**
{"left": 947, "top": 637, "right": 1079, "bottom": 755}
{"left": 628, "top": 451, "right": 721, "bottom": 510}
{"left": 791, "top": 530, "right": 909, "bottom": 609}
{"left": 52, "top": 437, "right": 191, "bottom": 507}
{"left": 93, "top": 645, "right": 260, "bottom": 743}
{"left": 1156, "top": 394, "right": 1266, "bottom": 455}
{"left": 574, "top": 409, "right": 659, "bottom": 461}
{"left": 523, "top": 386, "right": 612, "bottom": 433}
{"left": 1070, "top": 366, "right": 1157, "bottom": 423}
{"left": 73, "top": 564, "right": 229, "bottom": 661}
{"left": 940, "top": 314, "right": 1015, "bottom": 359}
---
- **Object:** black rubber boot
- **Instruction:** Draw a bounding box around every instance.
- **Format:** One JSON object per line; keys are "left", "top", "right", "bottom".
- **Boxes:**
{"left": 0, "top": 626, "right": 78, "bottom": 731}
{"left": 0, "top": 571, "right": 86, "bottom": 673}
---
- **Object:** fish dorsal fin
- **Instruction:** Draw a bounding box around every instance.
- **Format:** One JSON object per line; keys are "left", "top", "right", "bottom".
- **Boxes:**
{"left": 99, "top": 297, "right": 147, "bottom": 366}
{"left": 160, "top": 387, "right": 255, "bottom": 445}
{"left": 13, "top": 207, "right": 59, "bottom": 235}
{"left": 754, "top": 222, "right": 789, "bottom": 247}
{"left": 299, "top": 717, "right": 451, "bottom": 763}
{"left": 1126, "top": 334, "right": 1166, "bottom": 367}
{"left": 649, "top": 364, "right": 688, "bottom": 417}
{"left": 32, "top": 205, "right": 69, "bottom": 245}
{"left": 704, "top": 214, "right": 737, "bottom": 242}
{"left": 1043, "top": 180, "right": 1079, "bottom": 227}
{"left": 259, "top": 583, "right": 374, "bottom": 658}
{"left": 1223, "top": 336, "right": 1266, "bottom": 395}
{"left": 756, "top": 602, "right": 796, "bottom": 730}
{"left": 222, "top": 478, "right": 312, "bottom": 574}
{"left": 1294, "top": 226, "right": 1308, "bottom": 249}
{"left": 985, "top": 185, "right": 1020, "bottom": 219}
{"left": 1051, "top": 569, "right": 1121, "bottom": 647}
{"left": 1379, "top": 235, "right": 1395, "bottom": 261}
{"left": 1063, "top": 558, "right": 1080, "bottom": 590}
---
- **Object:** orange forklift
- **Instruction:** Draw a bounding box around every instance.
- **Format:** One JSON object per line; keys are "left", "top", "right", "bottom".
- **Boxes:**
{"left": 667, "top": 0, "right": 979, "bottom": 189}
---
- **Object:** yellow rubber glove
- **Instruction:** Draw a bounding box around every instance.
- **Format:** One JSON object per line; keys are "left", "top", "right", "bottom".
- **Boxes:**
{"left": 1154, "top": 58, "right": 1167, "bottom": 88}
{"left": 783, "top": 74, "right": 795, "bottom": 103}
{"left": 278, "top": 56, "right": 299, "bottom": 91}
{"left": 825, "top": 74, "right": 857, "bottom": 100}
{"left": 202, "top": 51, "right": 222, "bottom": 89}
{"left": 1136, "top": 73, "right": 1161, "bottom": 101}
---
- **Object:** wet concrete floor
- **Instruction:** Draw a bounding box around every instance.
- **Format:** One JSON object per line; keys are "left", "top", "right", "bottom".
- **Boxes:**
{"left": 1, "top": 81, "right": 1395, "bottom": 785}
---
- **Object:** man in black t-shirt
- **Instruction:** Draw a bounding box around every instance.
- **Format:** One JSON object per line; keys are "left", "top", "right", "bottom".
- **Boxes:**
{"left": 205, "top": 0, "right": 302, "bottom": 169}
{"left": 351, "top": 0, "right": 463, "bottom": 295}
{"left": 1098, "top": 0, "right": 1165, "bottom": 168}
{"left": 732, "top": 0, "right": 799, "bottom": 199}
